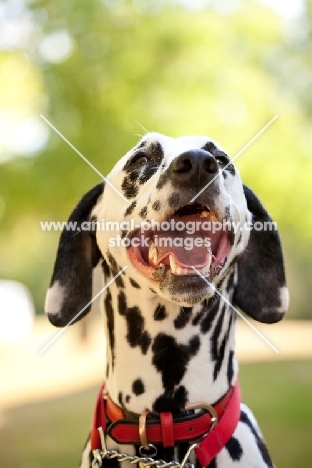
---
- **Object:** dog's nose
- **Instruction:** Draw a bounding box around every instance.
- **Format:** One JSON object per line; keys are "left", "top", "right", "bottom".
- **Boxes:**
{"left": 170, "top": 150, "right": 219, "bottom": 187}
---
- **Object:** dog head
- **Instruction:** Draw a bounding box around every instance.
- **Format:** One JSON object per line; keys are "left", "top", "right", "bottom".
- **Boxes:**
{"left": 45, "top": 133, "right": 289, "bottom": 326}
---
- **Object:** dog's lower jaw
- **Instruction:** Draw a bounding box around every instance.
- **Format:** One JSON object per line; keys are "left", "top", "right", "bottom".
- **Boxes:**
{"left": 102, "top": 270, "right": 238, "bottom": 417}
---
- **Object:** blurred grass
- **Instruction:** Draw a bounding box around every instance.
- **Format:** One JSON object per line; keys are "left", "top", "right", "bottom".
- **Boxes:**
{"left": 0, "top": 360, "right": 311, "bottom": 468}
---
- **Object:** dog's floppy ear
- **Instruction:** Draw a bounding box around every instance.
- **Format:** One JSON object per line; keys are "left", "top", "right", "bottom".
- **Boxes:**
{"left": 45, "top": 182, "right": 104, "bottom": 327}
{"left": 233, "top": 185, "right": 289, "bottom": 323}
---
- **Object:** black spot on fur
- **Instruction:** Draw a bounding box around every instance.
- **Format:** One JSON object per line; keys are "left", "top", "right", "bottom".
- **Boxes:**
{"left": 139, "top": 206, "right": 148, "bottom": 219}
{"left": 210, "top": 304, "right": 226, "bottom": 360}
{"left": 202, "top": 142, "right": 217, "bottom": 153}
{"left": 121, "top": 176, "right": 139, "bottom": 199}
{"left": 125, "top": 395, "right": 131, "bottom": 403}
{"left": 227, "top": 349, "right": 234, "bottom": 386}
{"left": 107, "top": 251, "right": 118, "bottom": 271}
{"left": 174, "top": 307, "right": 192, "bottom": 329}
{"left": 128, "top": 170, "right": 139, "bottom": 182}
{"left": 132, "top": 378, "right": 145, "bottom": 396}
{"left": 168, "top": 192, "right": 180, "bottom": 208}
{"left": 102, "top": 259, "right": 111, "bottom": 278}
{"left": 118, "top": 290, "right": 127, "bottom": 315}
{"left": 240, "top": 410, "right": 274, "bottom": 467}
{"left": 129, "top": 277, "right": 141, "bottom": 289}
{"left": 212, "top": 308, "right": 234, "bottom": 381}
{"left": 138, "top": 167, "right": 157, "bottom": 185}
{"left": 156, "top": 172, "right": 169, "bottom": 190}
{"left": 224, "top": 206, "right": 231, "bottom": 221}
{"left": 105, "top": 290, "right": 115, "bottom": 369}
{"left": 118, "top": 292, "right": 151, "bottom": 354}
{"left": 150, "top": 141, "right": 165, "bottom": 161}
{"left": 152, "top": 334, "right": 200, "bottom": 390}
{"left": 226, "top": 270, "right": 235, "bottom": 294}
{"left": 213, "top": 336, "right": 226, "bottom": 381}
{"left": 115, "top": 272, "right": 124, "bottom": 288}
{"left": 153, "top": 386, "right": 188, "bottom": 414}
{"left": 136, "top": 140, "right": 147, "bottom": 149}
{"left": 154, "top": 304, "right": 167, "bottom": 320}
{"left": 124, "top": 201, "right": 137, "bottom": 217}
{"left": 200, "top": 296, "right": 220, "bottom": 333}
{"left": 189, "top": 335, "right": 201, "bottom": 355}
{"left": 225, "top": 437, "right": 243, "bottom": 461}
{"left": 152, "top": 200, "right": 161, "bottom": 211}
{"left": 150, "top": 288, "right": 156, "bottom": 294}
{"left": 192, "top": 302, "right": 207, "bottom": 326}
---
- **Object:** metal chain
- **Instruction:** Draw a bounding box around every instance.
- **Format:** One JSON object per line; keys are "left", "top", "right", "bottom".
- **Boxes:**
{"left": 91, "top": 427, "right": 197, "bottom": 468}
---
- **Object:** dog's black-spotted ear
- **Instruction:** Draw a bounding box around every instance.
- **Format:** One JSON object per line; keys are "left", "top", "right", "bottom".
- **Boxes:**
{"left": 233, "top": 185, "right": 289, "bottom": 323}
{"left": 45, "top": 182, "right": 104, "bottom": 327}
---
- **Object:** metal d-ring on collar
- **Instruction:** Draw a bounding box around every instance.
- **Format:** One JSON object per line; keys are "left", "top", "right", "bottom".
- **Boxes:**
{"left": 138, "top": 409, "right": 158, "bottom": 457}
{"left": 185, "top": 402, "right": 219, "bottom": 437}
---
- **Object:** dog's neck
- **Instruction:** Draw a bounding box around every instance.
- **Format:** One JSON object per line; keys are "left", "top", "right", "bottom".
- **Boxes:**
{"left": 102, "top": 268, "right": 238, "bottom": 417}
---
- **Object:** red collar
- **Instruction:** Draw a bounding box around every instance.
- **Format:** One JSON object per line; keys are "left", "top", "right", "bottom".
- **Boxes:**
{"left": 91, "top": 381, "right": 241, "bottom": 467}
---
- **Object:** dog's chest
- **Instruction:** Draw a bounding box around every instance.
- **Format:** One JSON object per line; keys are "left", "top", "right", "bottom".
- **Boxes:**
{"left": 103, "top": 273, "right": 237, "bottom": 417}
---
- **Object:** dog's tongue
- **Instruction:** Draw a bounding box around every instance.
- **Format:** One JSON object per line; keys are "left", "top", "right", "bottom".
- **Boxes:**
{"left": 155, "top": 230, "right": 211, "bottom": 268}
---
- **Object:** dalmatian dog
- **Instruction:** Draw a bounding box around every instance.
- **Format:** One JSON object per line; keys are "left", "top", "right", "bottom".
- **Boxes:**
{"left": 45, "top": 133, "right": 289, "bottom": 468}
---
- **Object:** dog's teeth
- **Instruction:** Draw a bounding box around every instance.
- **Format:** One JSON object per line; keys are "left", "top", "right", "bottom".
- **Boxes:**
{"left": 203, "top": 258, "right": 212, "bottom": 275}
{"left": 195, "top": 263, "right": 210, "bottom": 276}
{"left": 169, "top": 256, "right": 211, "bottom": 276}
{"left": 169, "top": 255, "right": 178, "bottom": 274}
{"left": 169, "top": 256, "right": 188, "bottom": 276}
{"left": 148, "top": 242, "right": 158, "bottom": 264}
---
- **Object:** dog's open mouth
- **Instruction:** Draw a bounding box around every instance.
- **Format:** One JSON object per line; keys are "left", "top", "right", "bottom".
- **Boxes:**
{"left": 127, "top": 204, "right": 232, "bottom": 282}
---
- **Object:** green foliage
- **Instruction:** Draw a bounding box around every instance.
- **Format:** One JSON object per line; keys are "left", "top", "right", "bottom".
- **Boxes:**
{"left": 0, "top": 0, "right": 311, "bottom": 317}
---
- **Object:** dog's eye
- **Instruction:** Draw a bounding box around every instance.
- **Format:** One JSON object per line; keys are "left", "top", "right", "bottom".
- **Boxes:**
{"left": 216, "top": 154, "right": 229, "bottom": 167}
{"left": 130, "top": 152, "right": 150, "bottom": 167}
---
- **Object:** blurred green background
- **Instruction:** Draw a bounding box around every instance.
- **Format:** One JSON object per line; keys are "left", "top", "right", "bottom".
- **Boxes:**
{"left": 1, "top": 0, "right": 312, "bottom": 318}
{"left": 1, "top": 0, "right": 312, "bottom": 467}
